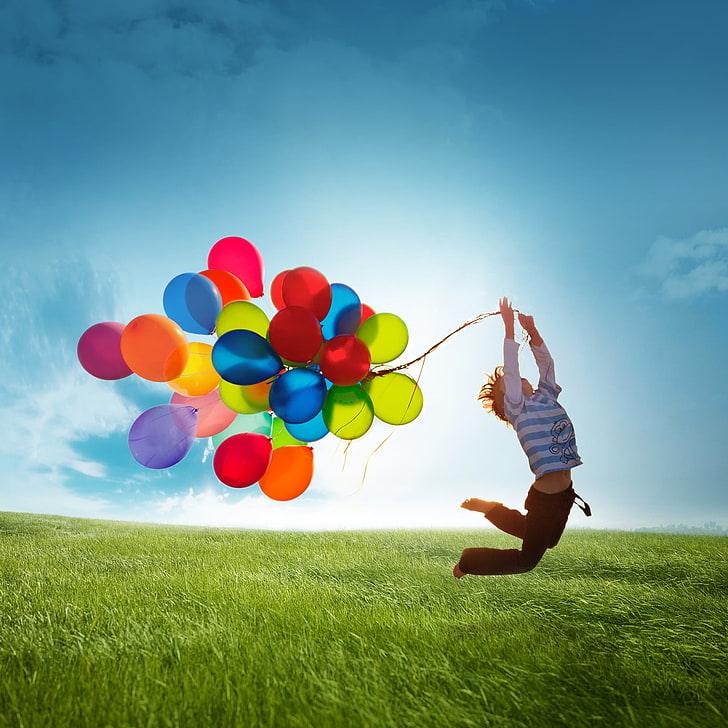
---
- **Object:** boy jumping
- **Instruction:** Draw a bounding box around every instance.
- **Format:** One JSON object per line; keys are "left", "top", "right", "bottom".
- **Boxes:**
{"left": 454, "top": 296, "right": 590, "bottom": 578}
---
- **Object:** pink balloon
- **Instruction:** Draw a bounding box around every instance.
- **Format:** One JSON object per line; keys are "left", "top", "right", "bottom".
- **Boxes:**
{"left": 77, "top": 322, "right": 132, "bottom": 380}
{"left": 207, "top": 236, "right": 265, "bottom": 298}
{"left": 281, "top": 266, "right": 332, "bottom": 321}
{"left": 171, "top": 389, "right": 237, "bottom": 438}
{"left": 213, "top": 432, "right": 272, "bottom": 488}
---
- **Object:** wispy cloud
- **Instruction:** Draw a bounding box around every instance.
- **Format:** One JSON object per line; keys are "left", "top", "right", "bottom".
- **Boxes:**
{"left": 637, "top": 227, "right": 728, "bottom": 298}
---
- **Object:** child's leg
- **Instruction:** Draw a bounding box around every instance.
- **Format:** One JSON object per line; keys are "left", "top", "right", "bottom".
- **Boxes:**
{"left": 484, "top": 503, "right": 527, "bottom": 539}
{"left": 461, "top": 499, "right": 526, "bottom": 539}
{"left": 455, "top": 487, "right": 574, "bottom": 576}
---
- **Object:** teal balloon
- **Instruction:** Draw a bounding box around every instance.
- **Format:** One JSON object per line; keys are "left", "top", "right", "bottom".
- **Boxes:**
{"left": 285, "top": 411, "right": 329, "bottom": 443}
{"left": 212, "top": 413, "right": 272, "bottom": 448}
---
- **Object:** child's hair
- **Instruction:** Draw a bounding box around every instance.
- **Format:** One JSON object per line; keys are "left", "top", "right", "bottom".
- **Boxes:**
{"left": 478, "top": 366, "right": 508, "bottom": 423}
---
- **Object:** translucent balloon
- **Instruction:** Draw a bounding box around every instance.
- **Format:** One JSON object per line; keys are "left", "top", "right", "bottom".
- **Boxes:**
{"left": 319, "top": 336, "right": 371, "bottom": 386}
{"left": 360, "top": 304, "right": 376, "bottom": 324}
{"left": 365, "top": 372, "right": 424, "bottom": 425}
{"left": 285, "top": 411, "right": 329, "bottom": 443}
{"left": 269, "top": 368, "right": 327, "bottom": 424}
{"left": 271, "top": 417, "right": 305, "bottom": 448}
{"left": 356, "top": 313, "right": 409, "bottom": 364}
{"left": 212, "top": 412, "right": 272, "bottom": 448}
{"left": 128, "top": 404, "right": 198, "bottom": 469}
{"left": 208, "top": 236, "right": 264, "bottom": 298}
{"left": 219, "top": 378, "right": 273, "bottom": 414}
{"left": 323, "top": 384, "right": 374, "bottom": 440}
{"left": 212, "top": 330, "right": 283, "bottom": 385}
{"left": 163, "top": 272, "right": 222, "bottom": 335}
{"left": 167, "top": 342, "right": 220, "bottom": 397}
{"left": 77, "top": 322, "right": 132, "bottom": 380}
{"left": 321, "top": 283, "right": 362, "bottom": 340}
{"left": 120, "top": 314, "right": 189, "bottom": 382}
{"left": 268, "top": 306, "right": 323, "bottom": 364}
{"left": 171, "top": 389, "right": 236, "bottom": 438}
{"left": 281, "top": 266, "right": 332, "bottom": 321}
{"left": 215, "top": 301, "right": 270, "bottom": 338}
{"left": 259, "top": 446, "right": 314, "bottom": 501}
{"left": 270, "top": 270, "right": 289, "bottom": 310}
{"left": 213, "top": 432, "right": 272, "bottom": 488}
{"left": 199, "top": 269, "right": 251, "bottom": 306}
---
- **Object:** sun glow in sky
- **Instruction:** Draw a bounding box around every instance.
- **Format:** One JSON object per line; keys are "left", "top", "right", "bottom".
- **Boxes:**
{"left": 2, "top": 0, "right": 727, "bottom": 531}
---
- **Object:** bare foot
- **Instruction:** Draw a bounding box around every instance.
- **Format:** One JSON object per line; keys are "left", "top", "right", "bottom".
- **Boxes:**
{"left": 453, "top": 563, "right": 465, "bottom": 579}
{"left": 460, "top": 498, "right": 498, "bottom": 514}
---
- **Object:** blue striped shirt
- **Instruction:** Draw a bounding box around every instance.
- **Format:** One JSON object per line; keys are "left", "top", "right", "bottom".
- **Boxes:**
{"left": 503, "top": 339, "right": 582, "bottom": 478}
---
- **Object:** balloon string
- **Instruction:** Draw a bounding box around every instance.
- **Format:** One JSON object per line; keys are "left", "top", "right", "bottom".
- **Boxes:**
{"left": 365, "top": 311, "right": 500, "bottom": 379}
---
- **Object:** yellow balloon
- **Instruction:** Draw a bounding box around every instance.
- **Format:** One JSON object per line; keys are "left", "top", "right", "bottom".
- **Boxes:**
{"left": 365, "top": 372, "right": 423, "bottom": 425}
{"left": 219, "top": 378, "right": 273, "bottom": 414}
{"left": 216, "top": 301, "right": 270, "bottom": 337}
{"left": 167, "top": 342, "right": 220, "bottom": 396}
{"left": 356, "top": 313, "right": 408, "bottom": 364}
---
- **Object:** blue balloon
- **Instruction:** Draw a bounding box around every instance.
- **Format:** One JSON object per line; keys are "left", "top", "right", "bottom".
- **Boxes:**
{"left": 212, "top": 330, "right": 283, "bottom": 385}
{"left": 321, "top": 283, "right": 362, "bottom": 340}
{"left": 163, "top": 272, "right": 223, "bottom": 335}
{"left": 285, "top": 410, "right": 329, "bottom": 442}
{"left": 128, "top": 404, "right": 198, "bottom": 469}
{"left": 269, "top": 367, "right": 327, "bottom": 424}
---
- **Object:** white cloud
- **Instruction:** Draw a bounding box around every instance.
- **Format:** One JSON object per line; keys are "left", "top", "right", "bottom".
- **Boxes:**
{"left": 637, "top": 227, "right": 728, "bottom": 298}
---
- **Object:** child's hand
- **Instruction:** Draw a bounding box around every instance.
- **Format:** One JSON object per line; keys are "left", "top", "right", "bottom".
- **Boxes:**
{"left": 499, "top": 296, "right": 515, "bottom": 322}
{"left": 518, "top": 313, "right": 535, "bottom": 333}
{"left": 517, "top": 312, "right": 543, "bottom": 346}
{"left": 499, "top": 296, "right": 515, "bottom": 338}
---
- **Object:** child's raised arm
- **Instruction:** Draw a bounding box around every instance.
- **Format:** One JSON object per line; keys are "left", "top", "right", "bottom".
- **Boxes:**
{"left": 518, "top": 313, "right": 561, "bottom": 399}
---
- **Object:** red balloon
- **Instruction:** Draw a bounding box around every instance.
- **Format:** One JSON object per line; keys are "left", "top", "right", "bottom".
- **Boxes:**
{"left": 281, "top": 266, "right": 332, "bottom": 321}
{"left": 270, "top": 270, "right": 289, "bottom": 310}
{"left": 198, "top": 269, "right": 251, "bottom": 306}
{"left": 319, "top": 335, "right": 371, "bottom": 386}
{"left": 208, "top": 237, "right": 264, "bottom": 298}
{"left": 268, "top": 306, "right": 323, "bottom": 363}
{"left": 77, "top": 322, "right": 132, "bottom": 380}
{"left": 360, "top": 304, "right": 376, "bottom": 324}
{"left": 213, "top": 432, "right": 272, "bottom": 488}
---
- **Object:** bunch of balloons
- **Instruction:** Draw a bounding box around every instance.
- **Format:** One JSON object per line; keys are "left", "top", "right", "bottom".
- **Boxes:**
{"left": 77, "top": 236, "right": 423, "bottom": 501}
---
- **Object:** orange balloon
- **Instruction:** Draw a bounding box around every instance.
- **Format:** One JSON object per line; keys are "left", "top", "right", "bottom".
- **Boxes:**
{"left": 121, "top": 314, "right": 188, "bottom": 382}
{"left": 167, "top": 342, "right": 220, "bottom": 396}
{"left": 258, "top": 446, "right": 314, "bottom": 501}
{"left": 199, "top": 269, "right": 251, "bottom": 306}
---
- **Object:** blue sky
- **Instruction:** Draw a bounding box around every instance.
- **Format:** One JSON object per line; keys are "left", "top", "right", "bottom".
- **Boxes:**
{"left": 1, "top": 0, "right": 727, "bottom": 531}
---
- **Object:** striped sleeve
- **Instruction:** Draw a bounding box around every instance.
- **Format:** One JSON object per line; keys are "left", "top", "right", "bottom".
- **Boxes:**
{"left": 530, "top": 342, "right": 562, "bottom": 399}
{"left": 503, "top": 338, "right": 524, "bottom": 418}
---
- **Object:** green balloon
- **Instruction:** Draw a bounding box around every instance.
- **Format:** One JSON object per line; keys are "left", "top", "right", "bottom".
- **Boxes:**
{"left": 271, "top": 417, "right": 306, "bottom": 448}
{"left": 219, "top": 379, "right": 271, "bottom": 414}
{"left": 323, "top": 384, "right": 374, "bottom": 440}
{"left": 212, "top": 412, "right": 272, "bottom": 448}
{"left": 365, "top": 372, "right": 423, "bottom": 425}
{"left": 356, "top": 312, "right": 409, "bottom": 364}
{"left": 216, "top": 301, "right": 270, "bottom": 337}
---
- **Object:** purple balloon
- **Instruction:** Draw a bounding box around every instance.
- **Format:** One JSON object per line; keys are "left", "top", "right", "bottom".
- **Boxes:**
{"left": 128, "top": 404, "right": 198, "bottom": 469}
{"left": 77, "top": 322, "right": 133, "bottom": 380}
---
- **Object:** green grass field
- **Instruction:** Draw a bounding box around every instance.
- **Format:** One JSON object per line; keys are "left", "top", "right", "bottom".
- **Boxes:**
{"left": 1, "top": 511, "right": 726, "bottom": 727}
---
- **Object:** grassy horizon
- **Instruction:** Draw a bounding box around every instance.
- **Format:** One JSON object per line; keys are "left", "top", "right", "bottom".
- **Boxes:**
{"left": 1, "top": 511, "right": 726, "bottom": 727}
